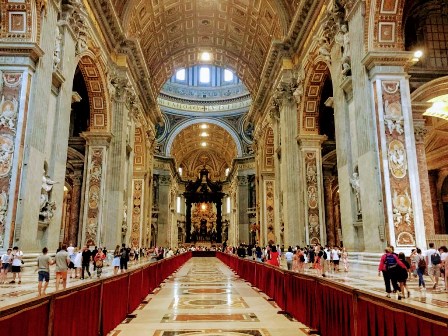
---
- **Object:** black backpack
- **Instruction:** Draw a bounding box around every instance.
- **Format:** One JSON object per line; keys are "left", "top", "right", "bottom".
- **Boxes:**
{"left": 385, "top": 254, "right": 397, "bottom": 269}
{"left": 431, "top": 253, "right": 441, "bottom": 265}
{"left": 121, "top": 248, "right": 127, "bottom": 259}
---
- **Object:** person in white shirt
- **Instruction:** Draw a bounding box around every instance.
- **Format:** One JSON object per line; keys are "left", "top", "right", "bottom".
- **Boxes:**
{"left": 425, "top": 243, "right": 440, "bottom": 289}
{"left": 0, "top": 248, "right": 12, "bottom": 283}
{"left": 284, "top": 247, "right": 294, "bottom": 270}
{"left": 10, "top": 246, "right": 23, "bottom": 284}
{"left": 331, "top": 247, "right": 340, "bottom": 272}
{"left": 439, "top": 246, "right": 448, "bottom": 291}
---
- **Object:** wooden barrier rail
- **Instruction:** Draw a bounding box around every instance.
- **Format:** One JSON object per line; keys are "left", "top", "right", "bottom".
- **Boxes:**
{"left": 0, "top": 252, "right": 192, "bottom": 336}
{"left": 217, "top": 252, "right": 448, "bottom": 336}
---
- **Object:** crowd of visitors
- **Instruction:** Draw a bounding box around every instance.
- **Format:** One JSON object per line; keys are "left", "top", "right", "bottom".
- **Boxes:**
{"left": 225, "top": 243, "right": 348, "bottom": 276}
{"left": 0, "top": 243, "right": 190, "bottom": 296}
{"left": 377, "top": 242, "right": 448, "bottom": 300}
{"left": 222, "top": 241, "right": 448, "bottom": 300}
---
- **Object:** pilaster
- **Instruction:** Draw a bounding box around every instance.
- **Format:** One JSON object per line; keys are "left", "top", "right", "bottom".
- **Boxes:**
{"left": 80, "top": 132, "right": 112, "bottom": 247}
{"left": 298, "top": 134, "right": 327, "bottom": 245}
{"left": 362, "top": 51, "right": 426, "bottom": 252}
{"left": 275, "top": 69, "right": 304, "bottom": 247}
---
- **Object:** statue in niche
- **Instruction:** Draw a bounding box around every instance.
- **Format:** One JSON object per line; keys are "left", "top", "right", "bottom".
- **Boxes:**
{"left": 40, "top": 172, "right": 58, "bottom": 222}
{"left": 349, "top": 172, "right": 362, "bottom": 218}
{"left": 336, "top": 24, "right": 351, "bottom": 76}
{"left": 53, "top": 26, "right": 62, "bottom": 71}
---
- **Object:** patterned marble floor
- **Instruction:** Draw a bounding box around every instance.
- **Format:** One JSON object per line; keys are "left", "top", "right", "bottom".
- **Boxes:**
{"left": 110, "top": 258, "right": 310, "bottom": 336}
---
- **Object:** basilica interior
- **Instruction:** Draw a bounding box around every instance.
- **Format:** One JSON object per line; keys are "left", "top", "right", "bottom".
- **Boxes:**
{"left": 2, "top": 0, "right": 447, "bottom": 257}
{"left": 1, "top": 0, "right": 448, "bottom": 335}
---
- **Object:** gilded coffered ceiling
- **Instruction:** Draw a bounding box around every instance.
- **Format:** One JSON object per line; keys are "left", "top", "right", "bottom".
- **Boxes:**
{"left": 170, "top": 123, "right": 237, "bottom": 179}
{"left": 111, "top": 0, "right": 292, "bottom": 95}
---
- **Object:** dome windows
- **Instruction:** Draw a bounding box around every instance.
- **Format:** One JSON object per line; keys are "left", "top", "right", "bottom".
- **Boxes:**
{"left": 199, "top": 67, "right": 211, "bottom": 83}
{"left": 175, "top": 68, "right": 186, "bottom": 81}
{"left": 224, "top": 69, "right": 234, "bottom": 82}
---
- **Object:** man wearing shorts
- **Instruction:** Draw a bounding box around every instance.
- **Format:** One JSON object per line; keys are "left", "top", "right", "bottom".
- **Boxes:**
{"left": 37, "top": 247, "right": 54, "bottom": 296}
{"left": 55, "top": 245, "right": 70, "bottom": 291}
{"left": 10, "top": 246, "right": 23, "bottom": 284}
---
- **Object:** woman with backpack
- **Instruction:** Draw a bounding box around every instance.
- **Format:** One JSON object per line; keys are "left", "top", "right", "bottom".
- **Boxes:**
{"left": 378, "top": 247, "right": 406, "bottom": 298}
{"left": 414, "top": 248, "right": 426, "bottom": 291}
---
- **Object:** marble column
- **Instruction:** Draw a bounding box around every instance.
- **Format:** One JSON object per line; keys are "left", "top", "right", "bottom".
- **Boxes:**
{"left": 80, "top": 132, "right": 111, "bottom": 247}
{"left": 298, "top": 135, "right": 327, "bottom": 245}
{"left": 275, "top": 69, "right": 304, "bottom": 247}
{"left": 238, "top": 175, "right": 249, "bottom": 244}
{"left": 324, "top": 175, "right": 336, "bottom": 246}
{"left": 362, "top": 52, "right": 427, "bottom": 252}
{"left": 157, "top": 174, "right": 171, "bottom": 246}
{"left": 67, "top": 174, "right": 82, "bottom": 246}
{"left": 412, "top": 112, "right": 435, "bottom": 238}
{"left": 103, "top": 72, "right": 136, "bottom": 248}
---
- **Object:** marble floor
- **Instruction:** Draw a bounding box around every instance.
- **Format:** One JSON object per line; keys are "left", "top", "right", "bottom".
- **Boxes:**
{"left": 110, "top": 258, "right": 310, "bottom": 336}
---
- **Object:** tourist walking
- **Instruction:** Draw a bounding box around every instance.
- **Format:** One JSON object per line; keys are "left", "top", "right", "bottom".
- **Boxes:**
{"left": 266, "top": 245, "right": 280, "bottom": 267}
{"left": 425, "top": 243, "right": 441, "bottom": 290}
{"left": 0, "top": 248, "right": 12, "bottom": 283}
{"left": 10, "top": 246, "right": 23, "bottom": 284}
{"left": 74, "top": 249, "right": 82, "bottom": 278}
{"left": 112, "top": 245, "right": 121, "bottom": 275}
{"left": 414, "top": 248, "right": 426, "bottom": 290}
{"left": 94, "top": 248, "right": 106, "bottom": 278}
{"left": 55, "top": 245, "right": 70, "bottom": 291}
{"left": 285, "top": 247, "right": 293, "bottom": 271}
{"left": 120, "top": 243, "right": 129, "bottom": 273}
{"left": 397, "top": 252, "right": 410, "bottom": 300}
{"left": 37, "top": 247, "right": 54, "bottom": 296}
{"left": 439, "top": 246, "right": 448, "bottom": 291}
{"left": 81, "top": 246, "right": 91, "bottom": 279}
{"left": 378, "top": 247, "right": 406, "bottom": 298}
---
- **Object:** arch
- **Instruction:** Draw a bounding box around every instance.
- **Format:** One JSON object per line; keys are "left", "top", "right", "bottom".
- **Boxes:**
{"left": 77, "top": 54, "right": 110, "bottom": 132}
{"left": 366, "top": 0, "right": 406, "bottom": 50}
{"left": 165, "top": 118, "right": 243, "bottom": 157}
{"left": 300, "top": 60, "right": 331, "bottom": 134}
{"left": 411, "top": 76, "right": 448, "bottom": 102}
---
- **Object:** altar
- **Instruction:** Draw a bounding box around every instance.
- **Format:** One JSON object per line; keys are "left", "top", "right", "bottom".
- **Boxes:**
{"left": 183, "top": 167, "right": 225, "bottom": 243}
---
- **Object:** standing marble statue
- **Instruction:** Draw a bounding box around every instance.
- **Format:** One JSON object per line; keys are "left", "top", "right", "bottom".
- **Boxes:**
{"left": 40, "top": 174, "right": 58, "bottom": 221}
{"left": 349, "top": 172, "right": 362, "bottom": 218}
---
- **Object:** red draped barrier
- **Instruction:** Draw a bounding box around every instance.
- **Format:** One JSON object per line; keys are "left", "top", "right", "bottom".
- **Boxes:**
{"left": 0, "top": 301, "right": 49, "bottom": 336}
{"left": 102, "top": 275, "right": 129, "bottom": 335}
{"left": 357, "top": 297, "right": 448, "bottom": 336}
{"left": 53, "top": 284, "right": 101, "bottom": 336}
{"left": 217, "top": 252, "right": 448, "bottom": 336}
{"left": 316, "top": 283, "right": 354, "bottom": 336}
{"left": 0, "top": 252, "right": 192, "bottom": 336}
{"left": 128, "top": 269, "right": 143, "bottom": 313}
{"left": 272, "top": 268, "right": 285, "bottom": 310}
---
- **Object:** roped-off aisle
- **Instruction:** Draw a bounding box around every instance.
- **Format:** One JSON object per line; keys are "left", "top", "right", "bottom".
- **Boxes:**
{"left": 111, "top": 257, "right": 309, "bottom": 336}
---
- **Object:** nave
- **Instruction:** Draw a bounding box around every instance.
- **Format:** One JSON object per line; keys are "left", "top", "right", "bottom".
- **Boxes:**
{"left": 111, "top": 258, "right": 308, "bottom": 336}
